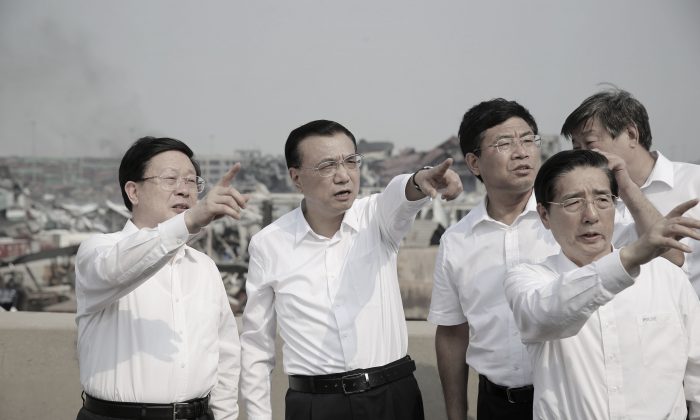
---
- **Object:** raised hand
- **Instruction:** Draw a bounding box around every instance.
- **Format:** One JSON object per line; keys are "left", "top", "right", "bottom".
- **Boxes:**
{"left": 620, "top": 199, "right": 700, "bottom": 270}
{"left": 185, "top": 163, "right": 251, "bottom": 232}
{"left": 412, "top": 158, "right": 463, "bottom": 201}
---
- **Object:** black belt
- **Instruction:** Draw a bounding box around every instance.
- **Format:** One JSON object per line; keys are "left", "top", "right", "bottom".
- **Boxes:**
{"left": 83, "top": 393, "right": 210, "bottom": 419}
{"left": 288, "top": 355, "right": 416, "bottom": 394}
{"left": 479, "top": 374, "right": 533, "bottom": 404}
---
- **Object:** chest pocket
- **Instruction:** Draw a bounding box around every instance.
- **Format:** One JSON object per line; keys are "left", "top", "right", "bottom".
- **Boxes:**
{"left": 637, "top": 312, "right": 686, "bottom": 371}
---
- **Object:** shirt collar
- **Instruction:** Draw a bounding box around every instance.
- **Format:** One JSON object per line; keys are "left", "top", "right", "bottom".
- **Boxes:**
{"left": 641, "top": 150, "right": 674, "bottom": 189}
{"left": 465, "top": 191, "right": 539, "bottom": 236}
{"left": 293, "top": 201, "right": 359, "bottom": 245}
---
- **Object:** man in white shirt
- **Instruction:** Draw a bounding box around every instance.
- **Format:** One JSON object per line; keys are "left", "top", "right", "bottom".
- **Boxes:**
{"left": 429, "top": 99, "right": 558, "bottom": 420}
{"left": 239, "top": 119, "right": 463, "bottom": 420}
{"left": 428, "top": 99, "right": 676, "bottom": 420}
{"left": 505, "top": 149, "right": 700, "bottom": 419}
{"left": 75, "top": 137, "right": 248, "bottom": 420}
{"left": 562, "top": 88, "right": 700, "bottom": 295}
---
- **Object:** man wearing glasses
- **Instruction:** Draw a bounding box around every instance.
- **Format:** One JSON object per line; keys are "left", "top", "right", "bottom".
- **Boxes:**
{"left": 75, "top": 137, "right": 248, "bottom": 420}
{"left": 504, "top": 149, "right": 700, "bottom": 419}
{"left": 239, "top": 119, "right": 463, "bottom": 420}
{"left": 562, "top": 88, "right": 700, "bottom": 297}
{"left": 428, "top": 99, "right": 673, "bottom": 420}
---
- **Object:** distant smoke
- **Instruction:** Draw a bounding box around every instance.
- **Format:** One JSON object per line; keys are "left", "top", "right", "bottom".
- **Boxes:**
{"left": 0, "top": 7, "right": 147, "bottom": 158}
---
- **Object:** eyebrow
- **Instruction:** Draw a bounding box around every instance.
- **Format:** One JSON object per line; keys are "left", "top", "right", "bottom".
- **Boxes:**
{"left": 559, "top": 188, "right": 612, "bottom": 200}
{"left": 494, "top": 129, "right": 534, "bottom": 141}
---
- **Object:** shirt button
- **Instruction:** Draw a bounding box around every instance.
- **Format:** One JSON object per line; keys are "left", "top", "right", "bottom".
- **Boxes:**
{"left": 180, "top": 363, "right": 186, "bottom": 368}
{"left": 175, "top": 298, "right": 180, "bottom": 303}
{"left": 610, "top": 386, "right": 619, "bottom": 392}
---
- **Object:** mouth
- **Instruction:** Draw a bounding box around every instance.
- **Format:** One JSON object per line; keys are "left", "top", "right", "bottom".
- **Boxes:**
{"left": 334, "top": 189, "right": 353, "bottom": 201}
{"left": 172, "top": 203, "right": 190, "bottom": 213}
{"left": 579, "top": 231, "right": 603, "bottom": 243}
{"left": 512, "top": 164, "right": 533, "bottom": 173}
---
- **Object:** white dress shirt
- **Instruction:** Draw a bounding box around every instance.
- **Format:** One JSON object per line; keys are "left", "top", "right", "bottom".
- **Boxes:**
{"left": 505, "top": 250, "right": 700, "bottom": 420}
{"left": 614, "top": 151, "right": 700, "bottom": 294}
{"left": 428, "top": 193, "right": 560, "bottom": 387}
{"left": 240, "top": 174, "right": 428, "bottom": 420}
{"left": 75, "top": 212, "right": 240, "bottom": 419}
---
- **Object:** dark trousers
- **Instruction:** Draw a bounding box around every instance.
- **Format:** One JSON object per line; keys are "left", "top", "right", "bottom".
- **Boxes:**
{"left": 76, "top": 406, "right": 214, "bottom": 420}
{"left": 285, "top": 374, "right": 424, "bottom": 420}
{"left": 477, "top": 377, "right": 533, "bottom": 420}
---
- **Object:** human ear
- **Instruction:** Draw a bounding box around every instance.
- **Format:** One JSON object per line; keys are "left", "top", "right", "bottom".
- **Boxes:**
{"left": 125, "top": 181, "right": 139, "bottom": 207}
{"left": 537, "top": 202, "right": 551, "bottom": 230}
{"left": 289, "top": 168, "right": 302, "bottom": 192}
{"left": 465, "top": 153, "right": 481, "bottom": 178}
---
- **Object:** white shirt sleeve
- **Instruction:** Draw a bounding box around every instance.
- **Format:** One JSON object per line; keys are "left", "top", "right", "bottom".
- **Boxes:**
{"left": 504, "top": 250, "right": 637, "bottom": 343}
{"left": 428, "top": 237, "right": 467, "bottom": 326}
{"left": 75, "top": 213, "right": 192, "bottom": 315}
{"left": 210, "top": 272, "right": 241, "bottom": 420}
{"left": 240, "top": 241, "right": 277, "bottom": 420}
{"left": 375, "top": 174, "right": 429, "bottom": 249}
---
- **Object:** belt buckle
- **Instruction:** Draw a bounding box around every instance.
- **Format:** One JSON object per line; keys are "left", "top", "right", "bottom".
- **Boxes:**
{"left": 172, "top": 402, "right": 188, "bottom": 420}
{"left": 341, "top": 372, "right": 370, "bottom": 394}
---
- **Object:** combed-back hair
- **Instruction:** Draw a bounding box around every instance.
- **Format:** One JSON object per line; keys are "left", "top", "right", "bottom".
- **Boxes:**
{"left": 285, "top": 120, "right": 357, "bottom": 169}
{"left": 535, "top": 149, "right": 618, "bottom": 210}
{"left": 561, "top": 88, "right": 652, "bottom": 150}
{"left": 119, "top": 136, "right": 200, "bottom": 211}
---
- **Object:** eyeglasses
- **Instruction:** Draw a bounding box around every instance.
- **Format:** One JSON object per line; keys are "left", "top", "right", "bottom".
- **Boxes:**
{"left": 138, "top": 173, "right": 206, "bottom": 193}
{"left": 547, "top": 194, "right": 617, "bottom": 213}
{"left": 475, "top": 134, "right": 542, "bottom": 154}
{"left": 299, "top": 153, "right": 364, "bottom": 177}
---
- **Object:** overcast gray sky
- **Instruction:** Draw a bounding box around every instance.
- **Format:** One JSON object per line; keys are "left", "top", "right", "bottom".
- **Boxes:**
{"left": 1, "top": 0, "right": 699, "bottom": 161}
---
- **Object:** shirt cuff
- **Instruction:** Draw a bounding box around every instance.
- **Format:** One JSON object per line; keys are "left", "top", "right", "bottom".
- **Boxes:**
{"left": 597, "top": 249, "right": 638, "bottom": 295}
{"left": 157, "top": 212, "right": 193, "bottom": 251}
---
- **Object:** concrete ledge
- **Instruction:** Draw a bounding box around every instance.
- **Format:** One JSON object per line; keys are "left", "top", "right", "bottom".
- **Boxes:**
{"left": 0, "top": 312, "right": 477, "bottom": 420}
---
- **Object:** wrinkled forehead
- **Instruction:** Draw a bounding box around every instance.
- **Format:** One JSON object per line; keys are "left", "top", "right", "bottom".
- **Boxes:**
{"left": 483, "top": 117, "right": 534, "bottom": 142}
{"left": 145, "top": 150, "right": 196, "bottom": 174}
{"left": 552, "top": 166, "right": 611, "bottom": 198}
{"left": 298, "top": 134, "right": 356, "bottom": 164}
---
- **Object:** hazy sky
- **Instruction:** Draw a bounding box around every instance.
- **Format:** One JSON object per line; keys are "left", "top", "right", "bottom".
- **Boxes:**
{"left": 1, "top": 1, "right": 699, "bottom": 161}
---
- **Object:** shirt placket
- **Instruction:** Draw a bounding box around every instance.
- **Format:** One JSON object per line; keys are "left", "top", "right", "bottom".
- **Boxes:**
{"left": 170, "top": 254, "right": 188, "bottom": 402}
{"left": 326, "top": 233, "right": 352, "bottom": 367}
{"left": 504, "top": 227, "right": 525, "bottom": 382}
{"left": 598, "top": 305, "right": 627, "bottom": 419}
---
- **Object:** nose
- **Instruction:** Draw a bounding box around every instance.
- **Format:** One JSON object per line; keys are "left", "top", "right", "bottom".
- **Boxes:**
{"left": 511, "top": 139, "right": 529, "bottom": 158}
{"left": 333, "top": 162, "right": 351, "bottom": 183}
{"left": 174, "top": 178, "right": 191, "bottom": 196}
{"left": 581, "top": 200, "right": 599, "bottom": 223}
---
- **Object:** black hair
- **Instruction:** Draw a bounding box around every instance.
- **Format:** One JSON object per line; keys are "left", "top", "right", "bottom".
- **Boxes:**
{"left": 285, "top": 120, "right": 357, "bottom": 169}
{"left": 458, "top": 98, "right": 538, "bottom": 156}
{"left": 458, "top": 98, "right": 538, "bottom": 182}
{"left": 561, "top": 88, "right": 652, "bottom": 150}
{"left": 118, "top": 136, "right": 201, "bottom": 211}
{"left": 535, "top": 149, "right": 618, "bottom": 210}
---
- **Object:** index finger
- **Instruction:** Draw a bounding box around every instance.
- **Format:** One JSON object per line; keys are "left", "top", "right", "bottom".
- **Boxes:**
{"left": 217, "top": 162, "right": 241, "bottom": 187}
{"left": 666, "top": 199, "right": 700, "bottom": 218}
{"left": 431, "top": 158, "right": 454, "bottom": 176}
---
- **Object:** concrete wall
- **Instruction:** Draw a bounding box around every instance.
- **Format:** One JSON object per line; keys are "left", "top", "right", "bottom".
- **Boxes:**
{"left": 0, "top": 312, "right": 477, "bottom": 420}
